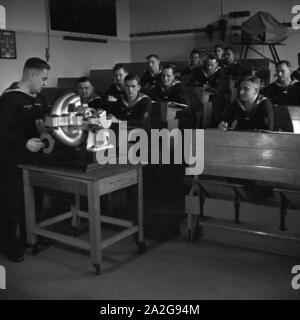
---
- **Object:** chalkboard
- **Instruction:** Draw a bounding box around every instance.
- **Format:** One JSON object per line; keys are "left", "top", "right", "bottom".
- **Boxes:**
{"left": 49, "top": 0, "right": 117, "bottom": 37}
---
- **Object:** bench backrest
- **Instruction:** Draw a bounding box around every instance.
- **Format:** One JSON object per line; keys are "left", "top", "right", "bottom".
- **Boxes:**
{"left": 273, "top": 105, "right": 300, "bottom": 133}
{"left": 194, "top": 129, "right": 300, "bottom": 187}
{"left": 42, "top": 87, "right": 72, "bottom": 106}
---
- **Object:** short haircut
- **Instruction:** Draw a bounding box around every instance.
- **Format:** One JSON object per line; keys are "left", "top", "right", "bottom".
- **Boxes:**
{"left": 224, "top": 47, "right": 235, "bottom": 54}
{"left": 190, "top": 49, "right": 201, "bottom": 56}
{"left": 276, "top": 60, "right": 291, "bottom": 69}
{"left": 162, "top": 64, "right": 177, "bottom": 74}
{"left": 77, "top": 76, "right": 92, "bottom": 85}
{"left": 214, "top": 44, "right": 224, "bottom": 50}
{"left": 113, "top": 63, "right": 128, "bottom": 73}
{"left": 146, "top": 54, "right": 160, "bottom": 60}
{"left": 240, "top": 75, "right": 261, "bottom": 89}
{"left": 23, "top": 57, "right": 50, "bottom": 71}
{"left": 207, "top": 53, "right": 218, "bottom": 61}
{"left": 124, "top": 73, "right": 141, "bottom": 85}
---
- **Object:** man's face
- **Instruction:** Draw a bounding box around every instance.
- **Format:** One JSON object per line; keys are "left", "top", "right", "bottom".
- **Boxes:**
{"left": 77, "top": 81, "right": 94, "bottom": 101}
{"left": 276, "top": 63, "right": 291, "bottom": 83}
{"left": 114, "top": 68, "right": 128, "bottom": 87}
{"left": 31, "top": 69, "right": 48, "bottom": 93}
{"left": 191, "top": 53, "right": 200, "bottom": 66}
{"left": 224, "top": 49, "right": 235, "bottom": 64}
{"left": 148, "top": 57, "right": 160, "bottom": 73}
{"left": 125, "top": 79, "right": 140, "bottom": 100}
{"left": 207, "top": 59, "right": 218, "bottom": 74}
{"left": 239, "top": 81, "right": 258, "bottom": 102}
{"left": 161, "top": 68, "right": 175, "bottom": 87}
{"left": 215, "top": 47, "right": 224, "bottom": 60}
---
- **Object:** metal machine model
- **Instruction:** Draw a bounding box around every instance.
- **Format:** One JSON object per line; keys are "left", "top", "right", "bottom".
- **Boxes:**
{"left": 37, "top": 93, "right": 114, "bottom": 171}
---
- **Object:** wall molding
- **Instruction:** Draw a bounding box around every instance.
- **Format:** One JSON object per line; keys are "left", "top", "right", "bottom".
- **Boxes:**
{"left": 11, "top": 28, "right": 131, "bottom": 43}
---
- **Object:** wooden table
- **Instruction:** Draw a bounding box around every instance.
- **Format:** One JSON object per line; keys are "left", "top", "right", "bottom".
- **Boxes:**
{"left": 19, "top": 163, "right": 145, "bottom": 275}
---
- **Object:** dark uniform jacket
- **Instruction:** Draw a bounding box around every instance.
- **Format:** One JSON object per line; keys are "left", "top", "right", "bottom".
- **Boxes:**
{"left": 102, "top": 83, "right": 125, "bottom": 101}
{"left": 140, "top": 69, "right": 162, "bottom": 95}
{"left": 102, "top": 83, "right": 126, "bottom": 113}
{"left": 149, "top": 79, "right": 189, "bottom": 105}
{"left": 222, "top": 94, "right": 274, "bottom": 131}
{"left": 110, "top": 93, "right": 152, "bottom": 131}
{"left": 181, "top": 63, "right": 201, "bottom": 76}
{"left": 224, "top": 60, "right": 246, "bottom": 80}
{"left": 262, "top": 80, "right": 300, "bottom": 105}
{"left": 291, "top": 68, "right": 300, "bottom": 82}
{"left": 84, "top": 92, "right": 102, "bottom": 110}
{"left": 0, "top": 83, "right": 49, "bottom": 168}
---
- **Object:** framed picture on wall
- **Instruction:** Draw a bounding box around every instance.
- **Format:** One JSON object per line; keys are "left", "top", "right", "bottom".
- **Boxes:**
{"left": 0, "top": 30, "right": 17, "bottom": 59}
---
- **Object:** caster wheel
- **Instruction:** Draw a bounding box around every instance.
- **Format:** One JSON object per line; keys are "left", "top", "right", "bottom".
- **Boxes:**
{"left": 93, "top": 264, "right": 101, "bottom": 275}
{"left": 136, "top": 241, "right": 146, "bottom": 254}
{"left": 31, "top": 244, "right": 39, "bottom": 255}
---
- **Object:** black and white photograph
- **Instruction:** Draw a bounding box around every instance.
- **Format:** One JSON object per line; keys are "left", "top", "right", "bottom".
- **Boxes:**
{"left": 0, "top": 0, "right": 300, "bottom": 302}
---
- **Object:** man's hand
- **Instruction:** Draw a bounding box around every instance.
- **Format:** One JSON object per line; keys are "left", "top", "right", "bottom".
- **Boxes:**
{"left": 107, "top": 95, "right": 117, "bottom": 102}
{"left": 218, "top": 121, "right": 228, "bottom": 130}
{"left": 26, "top": 138, "right": 45, "bottom": 152}
{"left": 230, "top": 120, "right": 238, "bottom": 130}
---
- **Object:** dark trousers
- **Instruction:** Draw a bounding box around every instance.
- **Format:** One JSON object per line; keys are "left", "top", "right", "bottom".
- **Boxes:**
{"left": 0, "top": 167, "right": 26, "bottom": 251}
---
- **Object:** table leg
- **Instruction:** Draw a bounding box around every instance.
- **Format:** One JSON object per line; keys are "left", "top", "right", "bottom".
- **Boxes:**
{"left": 87, "top": 182, "right": 102, "bottom": 275}
{"left": 22, "top": 170, "right": 38, "bottom": 251}
{"left": 71, "top": 193, "right": 81, "bottom": 236}
{"left": 137, "top": 167, "right": 146, "bottom": 253}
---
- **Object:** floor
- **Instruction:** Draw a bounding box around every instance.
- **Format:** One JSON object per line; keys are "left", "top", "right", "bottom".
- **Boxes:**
{"left": 0, "top": 165, "right": 299, "bottom": 300}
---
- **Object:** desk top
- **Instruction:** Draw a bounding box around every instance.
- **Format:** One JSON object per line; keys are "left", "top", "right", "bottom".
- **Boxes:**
{"left": 19, "top": 163, "right": 142, "bottom": 181}
{"left": 233, "top": 42, "right": 286, "bottom": 46}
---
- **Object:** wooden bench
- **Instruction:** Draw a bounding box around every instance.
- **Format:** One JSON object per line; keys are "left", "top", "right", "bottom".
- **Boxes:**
{"left": 273, "top": 105, "right": 300, "bottom": 133}
{"left": 185, "top": 129, "right": 300, "bottom": 243}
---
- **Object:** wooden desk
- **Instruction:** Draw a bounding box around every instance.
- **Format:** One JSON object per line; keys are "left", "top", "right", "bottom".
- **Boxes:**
{"left": 19, "top": 164, "right": 145, "bottom": 275}
{"left": 185, "top": 129, "right": 300, "bottom": 242}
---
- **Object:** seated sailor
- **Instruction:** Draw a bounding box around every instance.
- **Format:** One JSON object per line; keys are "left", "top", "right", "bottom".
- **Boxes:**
{"left": 149, "top": 64, "right": 189, "bottom": 105}
{"left": 149, "top": 64, "right": 190, "bottom": 128}
{"left": 188, "top": 54, "right": 225, "bottom": 90}
{"left": 223, "top": 47, "right": 246, "bottom": 80}
{"left": 140, "top": 54, "right": 162, "bottom": 95}
{"left": 214, "top": 44, "right": 226, "bottom": 68}
{"left": 180, "top": 49, "right": 202, "bottom": 77}
{"left": 76, "top": 76, "right": 101, "bottom": 109}
{"left": 102, "top": 63, "right": 128, "bottom": 103}
{"left": 110, "top": 73, "right": 152, "bottom": 131}
{"left": 218, "top": 76, "right": 274, "bottom": 131}
{"left": 291, "top": 52, "right": 300, "bottom": 82}
{"left": 263, "top": 60, "right": 300, "bottom": 105}
{"left": 205, "top": 54, "right": 225, "bottom": 94}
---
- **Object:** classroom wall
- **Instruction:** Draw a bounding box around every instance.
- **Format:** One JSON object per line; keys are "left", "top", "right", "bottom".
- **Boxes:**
{"left": 1, "top": 0, "right": 300, "bottom": 94}
{"left": 0, "top": 0, "right": 131, "bottom": 94}
{"left": 130, "top": 0, "right": 300, "bottom": 76}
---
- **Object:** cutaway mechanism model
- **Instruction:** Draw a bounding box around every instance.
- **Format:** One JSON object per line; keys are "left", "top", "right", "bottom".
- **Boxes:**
{"left": 38, "top": 92, "right": 113, "bottom": 154}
